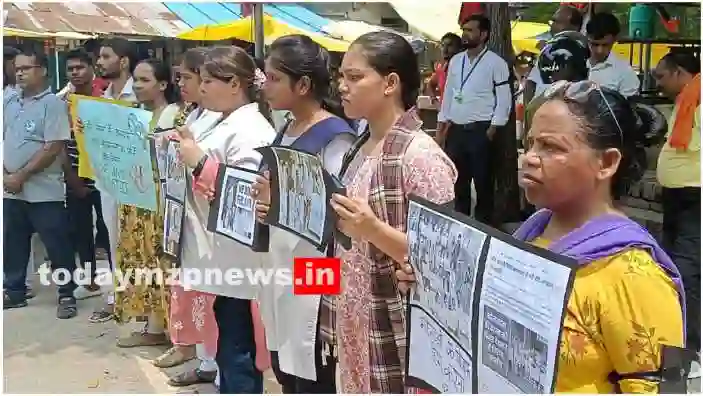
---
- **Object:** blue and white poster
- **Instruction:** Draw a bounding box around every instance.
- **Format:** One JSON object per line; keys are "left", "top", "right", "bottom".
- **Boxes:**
{"left": 77, "top": 98, "right": 157, "bottom": 211}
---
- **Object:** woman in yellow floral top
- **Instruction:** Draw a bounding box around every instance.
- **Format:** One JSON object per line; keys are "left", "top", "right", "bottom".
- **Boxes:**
{"left": 114, "top": 59, "right": 182, "bottom": 348}
{"left": 512, "top": 81, "right": 686, "bottom": 393}
{"left": 398, "top": 81, "right": 687, "bottom": 393}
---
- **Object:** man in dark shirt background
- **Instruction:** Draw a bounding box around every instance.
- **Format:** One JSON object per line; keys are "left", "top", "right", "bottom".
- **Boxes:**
{"left": 57, "top": 48, "right": 108, "bottom": 300}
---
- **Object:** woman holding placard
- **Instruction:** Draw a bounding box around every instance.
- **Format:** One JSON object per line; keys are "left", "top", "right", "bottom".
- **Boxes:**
{"left": 112, "top": 59, "right": 181, "bottom": 348}
{"left": 396, "top": 82, "right": 687, "bottom": 393}
{"left": 250, "top": 34, "right": 357, "bottom": 393}
{"left": 513, "top": 83, "right": 685, "bottom": 393}
{"left": 325, "top": 31, "right": 457, "bottom": 393}
{"left": 151, "top": 48, "right": 223, "bottom": 389}
{"left": 172, "top": 46, "right": 275, "bottom": 394}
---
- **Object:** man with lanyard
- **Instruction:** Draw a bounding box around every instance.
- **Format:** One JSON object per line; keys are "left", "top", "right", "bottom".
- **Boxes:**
{"left": 523, "top": 5, "right": 584, "bottom": 105}
{"left": 653, "top": 52, "right": 701, "bottom": 378}
{"left": 585, "top": 12, "right": 640, "bottom": 98}
{"left": 3, "top": 45, "right": 78, "bottom": 319}
{"left": 88, "top": 37, "right": 138, "bottom": 323}
{"left": 57, "top": 48, "right": 108, "bottom": 301}
{"left": 437, "top": 14, "right": 511, "bottom": 225}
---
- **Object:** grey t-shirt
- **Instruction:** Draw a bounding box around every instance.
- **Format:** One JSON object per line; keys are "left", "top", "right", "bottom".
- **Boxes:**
{"left": 3, "top": 87, "right": 71, "bottom": 202}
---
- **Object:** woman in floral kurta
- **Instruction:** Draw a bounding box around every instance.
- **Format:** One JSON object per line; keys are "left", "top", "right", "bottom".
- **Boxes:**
{"left": 114, "top": 59, "right": 181, "bottom": 347}
{"left": 155, "top": 50, "right": 220, "bottom": 389}
{"left": 326, "top": 32, "right": 457, "bottom": 393}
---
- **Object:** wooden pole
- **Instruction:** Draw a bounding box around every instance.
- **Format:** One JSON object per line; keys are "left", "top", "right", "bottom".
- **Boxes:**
{"left": 485, "top": 3, "right": 522, "bottom": 226}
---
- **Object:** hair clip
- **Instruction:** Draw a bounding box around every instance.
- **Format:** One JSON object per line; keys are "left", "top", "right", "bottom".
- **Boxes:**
{"left": 254, "top": 68, "right": 267, "bottom": 89}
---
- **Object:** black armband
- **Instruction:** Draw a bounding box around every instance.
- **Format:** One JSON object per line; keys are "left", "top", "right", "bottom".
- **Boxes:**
{"left": 191, "top": 155, "right": 208, "bottom": 178}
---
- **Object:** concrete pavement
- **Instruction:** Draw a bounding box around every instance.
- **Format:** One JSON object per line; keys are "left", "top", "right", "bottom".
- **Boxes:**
{"left": 4, "top": 269, "right": 699, "bottom": 393}
{"left": 3, "top": 273, "right": 281, "bottom": 394}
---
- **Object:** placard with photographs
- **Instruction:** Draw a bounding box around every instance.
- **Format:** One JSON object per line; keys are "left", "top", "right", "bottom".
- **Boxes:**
{"left": 162, "top": 197, "right": 185, "bottom": 263}
{"left": 404, "top": 195, "right": 578, "bottom": 394}
{"left": 255, "top": 146, "right": 345, "bottom": 252}
{"left": 164, "top": 139, "right": 187, "bottom": 203}
{"left": 149, "top": 133, "right": 170, "bottom": 182}
{"left": 206, "top": 165, "right": 268, "bottom": 252}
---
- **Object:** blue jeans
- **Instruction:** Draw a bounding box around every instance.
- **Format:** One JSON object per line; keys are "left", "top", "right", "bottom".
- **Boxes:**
{"left": 214, "top": 296, "right": 263, "bottom": 394}
{"left": 3, "top": 199, "right": 77, "bottom": 302}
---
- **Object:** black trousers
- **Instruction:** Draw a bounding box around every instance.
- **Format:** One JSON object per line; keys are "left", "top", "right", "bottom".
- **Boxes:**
{"left": 270, "top": 314, "right": 336, "bottom": 394}
{"left": 66, "top": 190, "right": 102, "bottom": 281}
{"left": 91, "top": 190, "right": 110, "bottom": 254}
{"left": 445, "top": 121, "right": 494, "bottom": 224}
{"left": 662, "top": 187, "right": 701, "bottom": 352}
{"left": 3, "top": 199, "right": 77, "bottom": 302}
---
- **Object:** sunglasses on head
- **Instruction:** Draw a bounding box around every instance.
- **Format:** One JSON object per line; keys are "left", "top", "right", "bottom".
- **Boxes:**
{"left": 542, "top": 80, "right": 625, "bottom": 145}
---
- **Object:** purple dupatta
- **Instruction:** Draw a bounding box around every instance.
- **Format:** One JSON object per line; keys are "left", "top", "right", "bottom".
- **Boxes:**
{"left": 513, "top": 209, "right": 687, "bottom": 338}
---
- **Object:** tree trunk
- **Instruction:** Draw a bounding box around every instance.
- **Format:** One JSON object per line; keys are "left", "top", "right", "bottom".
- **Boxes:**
{"left": 485, "top": 3, "right": 522, "bottom": 226}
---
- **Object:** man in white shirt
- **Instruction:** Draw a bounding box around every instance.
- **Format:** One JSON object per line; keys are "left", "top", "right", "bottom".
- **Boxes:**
{"left": 585, "top": 12, "right": 640, "bottom": 98}
{"left": 524, "top": 5, "right": 584, "bottom": 105}
{"left": 437, "top": 14, "right": 512, "bottom": 225}
{"left": 88, "top": 37, "right": 139, "bottom": 323}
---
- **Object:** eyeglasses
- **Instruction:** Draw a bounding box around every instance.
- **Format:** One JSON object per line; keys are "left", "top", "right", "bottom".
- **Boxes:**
{"left": 541, "top": 80, "right": 625, "bottom": 145}
{"left": 15, "top": 65, "right": 41, "bottom": 73}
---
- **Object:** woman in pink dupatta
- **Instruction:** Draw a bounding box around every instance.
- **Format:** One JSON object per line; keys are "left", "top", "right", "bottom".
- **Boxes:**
{"left": 325, "top": 31, "right": 457, "bottom": 393}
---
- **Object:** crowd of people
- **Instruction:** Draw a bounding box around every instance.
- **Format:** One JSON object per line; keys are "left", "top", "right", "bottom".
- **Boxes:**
{"left": 3, "top": 3, "right": 700, "bottom": 394}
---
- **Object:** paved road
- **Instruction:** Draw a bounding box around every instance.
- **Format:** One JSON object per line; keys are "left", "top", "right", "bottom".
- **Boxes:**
{"left": 5, "top": 269, "right": 698, "bottom": 393}
{"left": 3, "top": 273, "right": 280, "bottom": 394}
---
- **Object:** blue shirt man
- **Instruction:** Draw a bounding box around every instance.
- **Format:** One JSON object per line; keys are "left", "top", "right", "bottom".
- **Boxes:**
{"left": 3, "top": 46, "right": 78, "bottom": 318}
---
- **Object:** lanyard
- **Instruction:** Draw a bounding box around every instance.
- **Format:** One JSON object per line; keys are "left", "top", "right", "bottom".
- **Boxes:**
{"left": 459, "top": 48, "right": 488, "bottom": 91}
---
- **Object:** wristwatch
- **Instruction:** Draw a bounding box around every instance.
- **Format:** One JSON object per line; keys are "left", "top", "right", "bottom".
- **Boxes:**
{"left": 192, "top": 155, "right": 208, "bottom": 178}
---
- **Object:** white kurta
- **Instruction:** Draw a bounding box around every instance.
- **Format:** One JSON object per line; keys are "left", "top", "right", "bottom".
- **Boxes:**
{"left": 180, "top": 103, "right": 276, "bottom": 299}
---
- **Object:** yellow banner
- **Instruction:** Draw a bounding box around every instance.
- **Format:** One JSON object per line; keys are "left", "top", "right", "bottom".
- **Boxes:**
{"left": 68, "top": 94, "right": 136, "bottom": 179}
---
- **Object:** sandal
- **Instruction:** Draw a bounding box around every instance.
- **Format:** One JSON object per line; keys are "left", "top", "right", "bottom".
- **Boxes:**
{"left": 57, "top": 297, "right": 78, "bottom": 319}
{"left": 167, "top": 368, "right": 217, "bottom": 387}
{"left": 3, "top": 292, "right": 28, "bottom": 310}
{"left": 152, "top": 345, "right": 196, "bottom": 368}
{"left": 89, "top": 309, "right": 113, "bottom": 323}
{"left": 116, "top": 331, "right": 169, "bottom": 348}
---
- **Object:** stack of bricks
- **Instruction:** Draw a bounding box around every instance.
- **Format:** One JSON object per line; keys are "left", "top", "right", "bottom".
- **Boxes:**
{"left": 619, "top": 170, "right": 664, "bottom": 243}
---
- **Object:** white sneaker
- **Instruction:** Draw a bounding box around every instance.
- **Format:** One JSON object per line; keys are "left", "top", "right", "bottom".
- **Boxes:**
{"left": 689, "top": 359, "right": 701, "bottom": 379}
{"left": 73, "top": 285, "right": 103, "bottom": 300}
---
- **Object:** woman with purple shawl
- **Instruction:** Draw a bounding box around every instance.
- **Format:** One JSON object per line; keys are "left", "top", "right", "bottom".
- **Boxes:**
{"left": 401, "top": 81, "right": 687, "bottom": 393}
{"left": 511, "top": 81, "right": 686, "bottom": 393}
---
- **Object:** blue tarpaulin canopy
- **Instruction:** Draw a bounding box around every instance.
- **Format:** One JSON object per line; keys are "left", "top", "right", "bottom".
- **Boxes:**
{"left": 162, "top": 2, "right": 332, "bottom": 33}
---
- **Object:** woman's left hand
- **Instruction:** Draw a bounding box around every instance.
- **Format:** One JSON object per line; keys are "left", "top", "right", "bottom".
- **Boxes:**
{"left": 330, "top": 193, "right": 379, "bottom": 240}
{"left": 175, "top": 126, "right": 204, "bottom": 168}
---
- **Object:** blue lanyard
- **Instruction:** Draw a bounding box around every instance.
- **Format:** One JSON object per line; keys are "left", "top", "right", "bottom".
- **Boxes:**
{"left": 459, "top": 48, "right": 488, "bottom": 91}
